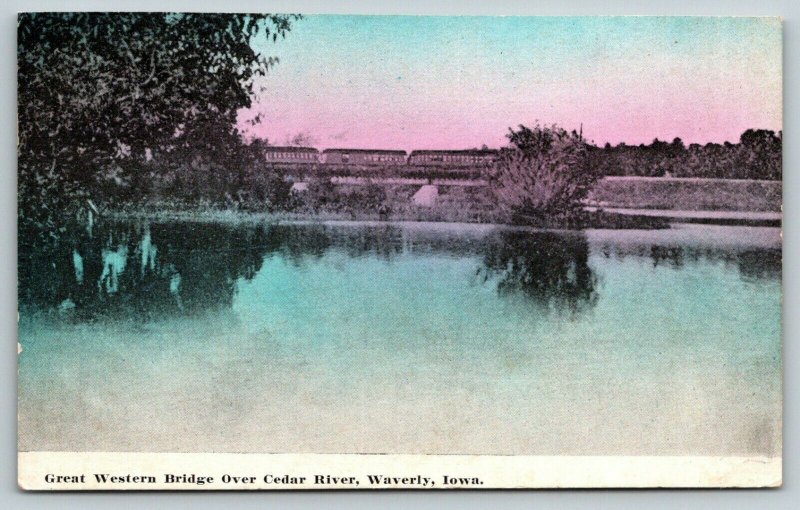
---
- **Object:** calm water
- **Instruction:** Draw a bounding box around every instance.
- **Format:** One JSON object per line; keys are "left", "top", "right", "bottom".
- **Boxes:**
{"left": 18, "top": 220, "right": 782, "bottom": 456}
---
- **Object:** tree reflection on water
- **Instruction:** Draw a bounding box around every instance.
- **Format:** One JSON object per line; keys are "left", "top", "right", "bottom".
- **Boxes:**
{"left": 18, "top": 220, "right": 779, "bottom": 322}
{"left": 593, "top": 239, "right": 782, "bottom": 282}
{"left": 478, "top": 230, "right": 598, "bottom": 316}
{"left": 19, "top": 221, "right": 272, "bottom": 320}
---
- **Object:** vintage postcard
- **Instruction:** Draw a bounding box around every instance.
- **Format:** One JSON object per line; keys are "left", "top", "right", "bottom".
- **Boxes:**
{"left": 17, "top": 14, "right": 782, "bottom": 489}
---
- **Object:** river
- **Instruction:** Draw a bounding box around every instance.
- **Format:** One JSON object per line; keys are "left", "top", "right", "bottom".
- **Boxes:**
{"left": 18, "top": 220, "right": 782, "bottom": 456}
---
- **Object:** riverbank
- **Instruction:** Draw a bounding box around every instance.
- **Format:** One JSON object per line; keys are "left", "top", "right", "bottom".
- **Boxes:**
{"left": 106, "top": 176, "right": 781, "bottom": 229}
{"left": 109, "top": 206, "right": 671, "bottom": 230}
{"left": 587, "top": 176, "right": 782, "bottom": 212}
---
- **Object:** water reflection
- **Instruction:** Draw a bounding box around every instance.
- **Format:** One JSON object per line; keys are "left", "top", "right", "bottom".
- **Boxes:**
{"left": 18, "top": 221, "right": 781, "bottom": 321}
{"left": 478, "top": 231, "right": 598, "bottom": 315}
{"left": 592, "top": 238, "right": 782, "bottom": 282}
{"left": 19, "top": 221, "right": 271, "bottom": 320}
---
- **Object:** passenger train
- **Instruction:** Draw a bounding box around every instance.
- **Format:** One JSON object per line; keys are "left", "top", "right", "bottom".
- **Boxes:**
{"left": 263, "top": 146, "right": 498, "bottom": 166}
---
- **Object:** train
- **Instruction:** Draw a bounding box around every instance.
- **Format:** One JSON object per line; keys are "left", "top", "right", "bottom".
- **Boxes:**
{"left": 263, "top": 146, "right": 320, "bottom": 163}
{"left": 263, "top": 146, "right": 499, "bottom": 167}
{"left": 408, "top": 149, "right": 497, "bottom": 166}
{"left": 322, "top": 148, "right": 407, "bottom": 165}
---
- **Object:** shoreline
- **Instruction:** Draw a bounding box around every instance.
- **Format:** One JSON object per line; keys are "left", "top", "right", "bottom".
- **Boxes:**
{"left": 106, "top": 206, "right": 779, "bottom": 229}
{"left": 106, "top": 207, "right": 666, "bottom": 230}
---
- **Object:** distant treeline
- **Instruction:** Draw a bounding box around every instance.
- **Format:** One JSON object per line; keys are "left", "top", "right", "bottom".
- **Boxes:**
{"left": 586, "top": 129, "right": 782, "bottom": 180}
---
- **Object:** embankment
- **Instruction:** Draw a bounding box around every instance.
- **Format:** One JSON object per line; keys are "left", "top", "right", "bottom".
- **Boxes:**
{"left": 588, "top": 176, "right": 782, "bottom": 212}
{"left": 113, "top": 176, "right": 782, "bottom": 228}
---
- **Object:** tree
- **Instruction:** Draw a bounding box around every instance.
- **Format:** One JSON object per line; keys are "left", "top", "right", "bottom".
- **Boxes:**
{"left": 18, "top": 12, "right": 300, "bottom": 231}
{"left": 738, "top": 129, "right": 782, "bottom": 180}
{"left": 490, "top": 124, "right": 599, "bottom": 225}
{"left": 285, "top": 132, "right": 317, "bottom": 147}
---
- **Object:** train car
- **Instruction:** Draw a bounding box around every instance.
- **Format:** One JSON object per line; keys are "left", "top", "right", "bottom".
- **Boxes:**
{"left": 408, "top": 149, "right": 498, "bottom": 166}
{"left": 263, "top": 146, "right": 320, "bottom": 163}
{"left": 322, "top": 149, "right": 407, "bottom": 165}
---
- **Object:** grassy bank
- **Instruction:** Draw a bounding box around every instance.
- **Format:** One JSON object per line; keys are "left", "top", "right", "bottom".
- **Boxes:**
{"left": 588, "top": 177, "right": 782, "bottom": 212}
{"left": 113, "top": 184, "right": 506, "bottom": 224}
{"left": 111, "top": 207, "right": 669, "bottom": 230}
{"left": 112, "top": 185, "right": 668, "bottom": 229}
{"left": 110, "top": 177, "right": 779, "bottom": 229}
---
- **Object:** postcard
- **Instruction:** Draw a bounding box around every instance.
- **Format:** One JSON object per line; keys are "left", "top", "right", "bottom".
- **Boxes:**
{"left": 17, "top": 13, "right": 782, "bottom": 489}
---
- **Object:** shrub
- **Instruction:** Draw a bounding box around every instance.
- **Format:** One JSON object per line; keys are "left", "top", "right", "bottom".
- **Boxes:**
{"left": 300, "top": 178, "right": 387, "bottom": 217}
{"left": 489, "top": 124, "right": 599, "bottom": 225}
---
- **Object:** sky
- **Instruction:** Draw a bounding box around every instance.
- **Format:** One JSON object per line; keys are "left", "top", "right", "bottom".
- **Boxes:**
{"left": 238, "top": 16, "right": 782, "bottom": 150}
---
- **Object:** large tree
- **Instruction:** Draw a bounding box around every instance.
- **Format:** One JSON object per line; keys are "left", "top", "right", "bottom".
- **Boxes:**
{"left": 18, "top": 12, "right": 299, "bottom": 231}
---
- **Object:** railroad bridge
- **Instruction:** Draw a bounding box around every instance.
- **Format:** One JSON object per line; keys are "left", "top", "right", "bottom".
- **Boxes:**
{"left": 265, "top": 146, "right": 496, "bottom": 205}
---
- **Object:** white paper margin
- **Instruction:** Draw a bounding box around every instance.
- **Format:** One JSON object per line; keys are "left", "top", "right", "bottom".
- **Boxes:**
{"left": 17, "top": 452, "right": 782, "bottom": 490}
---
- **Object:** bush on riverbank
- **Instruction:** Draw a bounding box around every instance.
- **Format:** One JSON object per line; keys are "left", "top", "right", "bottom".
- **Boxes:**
{"left": 488, "top": 124, "right": 600, "bottom": 226}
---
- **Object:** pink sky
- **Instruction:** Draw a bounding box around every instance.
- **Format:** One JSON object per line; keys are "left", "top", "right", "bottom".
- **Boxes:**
{"left": 238, "top": 16, "right": 782, "bottom": 150}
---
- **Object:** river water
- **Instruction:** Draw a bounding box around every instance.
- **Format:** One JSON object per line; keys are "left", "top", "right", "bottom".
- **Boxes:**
{"left": 18, "top": 220, "right": 782, "bottom": 455}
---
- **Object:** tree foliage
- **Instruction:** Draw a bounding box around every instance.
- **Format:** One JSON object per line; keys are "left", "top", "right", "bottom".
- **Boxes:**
{"left": 301, "top": 178, "right": 388, "bottom": 217}
{"left": 490, "top": 124, "right": 599, "bottom": 225}
{"left": 18, "top": 12, "right": 300, "bottom": 231}
{"left": 589, "top": 130, "right": 782, "bottom": 180}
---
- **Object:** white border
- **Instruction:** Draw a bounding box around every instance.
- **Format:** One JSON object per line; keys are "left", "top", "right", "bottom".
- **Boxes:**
{"left": 18, "top": 452, "right": 781, "bottom": 490}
